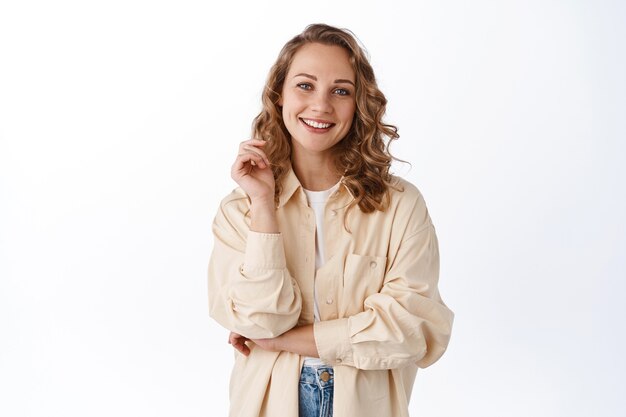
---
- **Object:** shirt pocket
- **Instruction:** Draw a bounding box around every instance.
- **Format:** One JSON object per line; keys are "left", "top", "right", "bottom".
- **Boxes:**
{"left": 341, "top": 253, "right": 387, "bottom": 316}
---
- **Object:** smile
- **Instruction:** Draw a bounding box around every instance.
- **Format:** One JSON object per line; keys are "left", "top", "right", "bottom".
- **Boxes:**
{"left": 300, "top": 118, "right": 334, "bottom": 129}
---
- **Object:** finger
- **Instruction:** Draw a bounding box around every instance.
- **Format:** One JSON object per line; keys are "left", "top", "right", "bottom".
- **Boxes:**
{"left": 241, "top": 145, "right": 270, "bottom": 166}
{"left": 231, "top": 338, "right": 250, "bottom": 356}
{"left": 230, "top": 332, "right": 249, "bottom": 344}
{"left": 241, "top": 344, "right": 250, "bottom": 356}
{"left": 233, "top": 341, "right": 244, "bottom": 353}
{"left": 232, "top": 158, "right": 264, "bottom": 176}
{"left": 233, "top": 152, "right": 268, "bottom": 170}
{"left": 229, "top": 332, "right": 244, "bottom": 345}
{"left": 240, "top": 153, "right": 266, "bottom": 169}
{"left": 236, "top": 144, "right": 270, "bottom": 169}
{"left": 239, "top": 139, "right": 267, "bottom": 148}
{"left": 238, "top": 141, "right": 269, "bottom": 163}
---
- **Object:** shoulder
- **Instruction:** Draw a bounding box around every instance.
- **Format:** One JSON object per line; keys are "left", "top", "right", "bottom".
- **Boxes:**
{"left": 386, "top": 175, "right": 433, "bottom": 236}
{"left": 387, "top": 175, "right": 427, "bottom": 211}
{"left": 388, "top": 175, "right": 424, "bottom": 202}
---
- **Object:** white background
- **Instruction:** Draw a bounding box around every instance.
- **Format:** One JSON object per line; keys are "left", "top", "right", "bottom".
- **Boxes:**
{"left": 1, "top": 1, "right": 625, "bottom": 416}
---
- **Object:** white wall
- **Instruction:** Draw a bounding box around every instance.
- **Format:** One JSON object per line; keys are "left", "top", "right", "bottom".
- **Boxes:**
{"left": 1, "top": 1, "right": 624, "bottom": 416}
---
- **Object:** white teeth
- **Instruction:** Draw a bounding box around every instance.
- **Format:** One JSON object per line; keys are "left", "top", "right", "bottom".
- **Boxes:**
{"left": 302, "top": 119, "right": 332, "bottom": 129}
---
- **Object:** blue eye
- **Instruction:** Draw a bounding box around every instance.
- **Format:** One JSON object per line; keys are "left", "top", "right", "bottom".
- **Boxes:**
{"left": 334, "top": 88, "right": 350, "bottom": 96}
{"left": 297, "top": 83, "right": 312, "bottom": 90}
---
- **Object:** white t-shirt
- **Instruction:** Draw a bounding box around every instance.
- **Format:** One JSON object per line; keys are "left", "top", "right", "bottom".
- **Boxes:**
{"left": 302, "top": 182, "right": 340, "bottom": 366}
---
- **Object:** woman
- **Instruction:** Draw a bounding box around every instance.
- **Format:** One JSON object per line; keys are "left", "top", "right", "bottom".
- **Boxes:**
{"left": 208, "top": 23, "right": 453, "bottom": 417}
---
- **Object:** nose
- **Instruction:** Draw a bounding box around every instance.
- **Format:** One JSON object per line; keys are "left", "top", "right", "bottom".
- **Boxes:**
{"left": 310, "top": 91, "right": 332, "bottom": 114}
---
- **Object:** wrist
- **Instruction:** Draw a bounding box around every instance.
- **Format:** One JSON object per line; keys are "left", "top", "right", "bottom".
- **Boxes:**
{"left": 250, "top": 198, "right": 278, "bottom": 233}
{"left": 270, "top": 334, "right": 283, "bottom": 352}
{"left": 249, "top": 195, "right": 275, "bottom": 210}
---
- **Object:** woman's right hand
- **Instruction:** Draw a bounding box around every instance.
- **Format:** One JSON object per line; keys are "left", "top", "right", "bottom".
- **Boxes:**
{"left": 231, "top": 139, "right": 275, "bottom": 203}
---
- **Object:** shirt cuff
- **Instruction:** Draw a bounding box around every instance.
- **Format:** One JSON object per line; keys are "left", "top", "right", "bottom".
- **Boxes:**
{"left": 242, "top": 231, "right": 286, "bottom": 273}
{"left": 314, "top": 318, "right": 352, "bottom": 366}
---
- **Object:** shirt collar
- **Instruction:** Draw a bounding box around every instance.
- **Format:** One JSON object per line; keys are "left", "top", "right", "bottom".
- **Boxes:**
{"left": 277, "top": 164, "right": 353, "bottom": 208}
{"left": 278, "top": 166, "right": 302, "bottom": 208}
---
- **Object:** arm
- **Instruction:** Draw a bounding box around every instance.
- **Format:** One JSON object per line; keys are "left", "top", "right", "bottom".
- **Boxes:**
{"left": 314, "top": 223, "right": 454, "bottom": 370}
{"left": 208, "top": 195, "right": 302, "bottom": 339}
{"left": 235, "top": 217, "right": 452, "bottom": 366}
{"left": 229, "top": 325, "right": 319, "bottom": 358}
{"left": 208, "top": 140, "right": 302, "bottom": 339}
{"left": 224, "top": 181, "right": 453, "bottom": 366}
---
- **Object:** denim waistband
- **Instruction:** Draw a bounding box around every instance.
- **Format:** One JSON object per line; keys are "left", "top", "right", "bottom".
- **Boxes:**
{"left": 300, "top": 364, "right": 334, "bottom": 388}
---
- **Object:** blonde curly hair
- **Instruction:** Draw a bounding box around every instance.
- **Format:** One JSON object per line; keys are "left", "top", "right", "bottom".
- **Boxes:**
{"left": 252, "top": 23, "right": 400, "bottom": 213}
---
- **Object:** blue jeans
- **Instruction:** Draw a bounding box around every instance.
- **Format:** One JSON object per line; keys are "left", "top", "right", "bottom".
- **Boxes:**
{"left": 299, "top": 365, "right": 334, "bottom": 417}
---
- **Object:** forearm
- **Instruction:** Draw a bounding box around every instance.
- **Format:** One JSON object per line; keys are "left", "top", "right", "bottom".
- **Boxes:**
{"left": 276, "top": 324, "right": 319, "bottom": 357}
{"left": 253, "top": 324, "right": 319, "bottom": 357}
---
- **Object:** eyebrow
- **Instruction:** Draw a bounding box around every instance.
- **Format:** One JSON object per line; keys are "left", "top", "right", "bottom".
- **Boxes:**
{"left": 293, "top": 73, "right": 355, "bottom": 86}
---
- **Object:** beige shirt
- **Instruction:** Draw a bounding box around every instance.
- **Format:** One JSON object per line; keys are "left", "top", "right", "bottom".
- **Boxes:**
{"left": 208, "top": 167, "right": 454, "bottom": 417}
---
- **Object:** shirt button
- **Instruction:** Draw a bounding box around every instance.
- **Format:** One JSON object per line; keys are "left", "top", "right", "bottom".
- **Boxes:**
{"left": 336, "top": 358, "right": 342, "bottom": 363}
{"left": 326, "top": 297, "right": 333, "bottom": 305}
{"left": 331, "top": 210, "right": 337, "bottom": 216}
{"left": 370, "top": 261, "right": 377, "bottom": 269}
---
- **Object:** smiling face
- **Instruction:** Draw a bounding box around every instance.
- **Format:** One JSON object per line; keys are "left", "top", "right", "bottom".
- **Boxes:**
{"left": 279, "top": 42, "right": 356, "bottom": 160}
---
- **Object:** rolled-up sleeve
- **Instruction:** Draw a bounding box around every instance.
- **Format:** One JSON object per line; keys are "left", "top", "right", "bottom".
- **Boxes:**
{"left": 208, "top": 193, "right": 302, "bottom": 339}
{"left": 314, "top": 223, "right": 454, "bottom": 370}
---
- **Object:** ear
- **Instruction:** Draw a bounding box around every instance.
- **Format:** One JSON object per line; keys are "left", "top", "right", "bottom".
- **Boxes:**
{"left": 277, "top": 95, "right": 283, "bottom": 107}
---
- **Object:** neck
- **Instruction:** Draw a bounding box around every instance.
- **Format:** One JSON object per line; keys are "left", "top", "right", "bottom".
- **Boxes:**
{"left": 291, "top": 150, "right": 341, "bottom": 191}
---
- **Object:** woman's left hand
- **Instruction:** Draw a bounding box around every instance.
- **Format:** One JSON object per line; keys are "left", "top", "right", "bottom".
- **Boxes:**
{"left": 251, "top": 336, "right": 279, "bottom": 352}
{"left": 228, "top": 326, "right": 318, "bottom": 357}
{"left": 228, "top": 331, "right": 251, "bottom": 356}
{"left": 228, "top": 332, "right": 280, "bottom": 356}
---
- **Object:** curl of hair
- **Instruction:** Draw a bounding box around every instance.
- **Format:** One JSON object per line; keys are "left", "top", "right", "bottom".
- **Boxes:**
{"left": 252, "top": 23, "right": 400, "bottom": 213}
